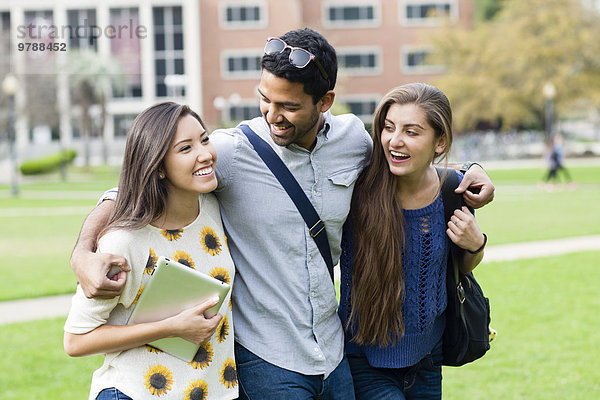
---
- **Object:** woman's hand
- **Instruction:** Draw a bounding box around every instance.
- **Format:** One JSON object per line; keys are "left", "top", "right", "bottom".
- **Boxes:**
{"left": 166, "top": 296, "right": 223, "bottom": 345}
{"left": 455, "top": 164, "right": 495, "bottom": 208}
{"left": 446, "top": 206, "right": 485, "bottom": 253}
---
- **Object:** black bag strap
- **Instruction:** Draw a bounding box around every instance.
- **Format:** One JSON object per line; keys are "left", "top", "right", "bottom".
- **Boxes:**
{"left": 238, "top": 124, "right": 334, "bottom": 282}
{"left": 436, "top": 167, "right": 466, "bottom": 303}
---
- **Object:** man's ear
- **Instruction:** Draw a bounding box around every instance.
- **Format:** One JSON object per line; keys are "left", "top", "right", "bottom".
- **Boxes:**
{"left": 318, "top": 91, "right": 335, "bottom": 113}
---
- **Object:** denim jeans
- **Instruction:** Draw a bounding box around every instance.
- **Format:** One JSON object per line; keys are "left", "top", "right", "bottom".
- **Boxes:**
{"left": 96, "top": 388, "right": 133, "bottom": 400}
{"left": 235, "top": 342, "right": 355, "bottom": 400}
{"left": 347, "top": 339, "right": 443, "bottom": 400}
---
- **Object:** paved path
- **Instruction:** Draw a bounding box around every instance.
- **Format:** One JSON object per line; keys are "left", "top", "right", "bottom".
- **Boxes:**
{"left": 1, "top": 235, "right": 599, "bottom": 325}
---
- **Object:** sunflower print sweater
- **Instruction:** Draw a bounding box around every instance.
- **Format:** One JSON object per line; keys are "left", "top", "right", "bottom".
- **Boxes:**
{"left": 65, "top": 193, "right": 237, "bottom": 400}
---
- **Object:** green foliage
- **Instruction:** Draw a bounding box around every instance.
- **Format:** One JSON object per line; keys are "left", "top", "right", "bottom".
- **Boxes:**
{"left": 19, "top": 149, "right": 77, "bottom": 175}
{"left": 474, "top": 0, "right": 503, "bottom": 22}
{"left": 430, "top": 0, "right": 600, "bottom": 131}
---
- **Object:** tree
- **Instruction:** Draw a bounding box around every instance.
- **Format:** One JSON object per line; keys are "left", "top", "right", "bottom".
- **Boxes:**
{"left": 429, "top": 0, "right": 600, "bottom": 131}
{"left": 67, "top": 50, "right": 127, "bottom": 166}
{"left": 474, "top": 0, "right": 503, "bottom": 23}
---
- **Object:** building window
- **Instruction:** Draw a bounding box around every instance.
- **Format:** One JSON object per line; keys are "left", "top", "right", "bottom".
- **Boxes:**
{"left": 228, "top": 104, "right": 261, "bottom": 121}
{"left": 339, "top": 97, "right": 379, "bottom": 122}
{"left": 114, "top": 114, "right": 137, "bottom": 137}
{"left": 0, "top": 12, "right": 10, "bottom": 72}
{"left": 66, "top": 9, "right": 98, "bottom": 50}
{"left": 23, "top": 10, "right": 55, "bottom": 74}
{"left": 110, "top": 7, "right": 142, "bottom": 98}
{"left": 402, "top": 47, "right": 445, "bottom": 74}
{"left": 401, "top": 1, "right": 456, "bottom": 25}
{"left": 222, "top": 51, "right": 262, "bottom": 79}
{"left": 338, "top": 48, "right": 380, "bottom": 75}
{"left": 324, "top": 2, "right": 380, "bottom": 27}
{"left": 153, "top": 6, "right": 185, "bottom": 97}
{"left": 221, "top": 2, "right": 267, "bottom": 29}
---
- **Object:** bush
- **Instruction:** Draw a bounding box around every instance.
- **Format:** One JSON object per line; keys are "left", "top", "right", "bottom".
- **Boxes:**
{"left": 19, "top": 149, "right": 77, "bottom": 175}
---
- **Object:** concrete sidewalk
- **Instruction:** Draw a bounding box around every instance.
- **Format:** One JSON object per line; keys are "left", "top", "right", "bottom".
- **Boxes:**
{"left": 1, "top": 234, "right": 599, "bottom": 326}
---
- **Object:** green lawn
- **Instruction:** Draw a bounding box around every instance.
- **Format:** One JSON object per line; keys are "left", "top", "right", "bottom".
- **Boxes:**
{"left": 0, "top": 318, "right": 102, "bottom": 400}
{"left": 1, "top": 251, "right": 598, "bottom": 399}
{"left": 443, "top": 251, "right": 600, "bottom": 399}
{"left": 0, "top": 164, "right": 598, "bottom": 301}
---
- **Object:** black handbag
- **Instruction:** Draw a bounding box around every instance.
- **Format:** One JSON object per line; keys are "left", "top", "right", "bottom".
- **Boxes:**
{"left": 437, "top": 167, "right": 492, "bottom": 366}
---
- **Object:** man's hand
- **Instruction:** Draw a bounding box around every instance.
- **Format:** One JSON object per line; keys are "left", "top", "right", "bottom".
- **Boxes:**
{"left": 455, "top": 164, "right": 495, "bottom": 208}
{"left": 71, "top": 251, "right": 130, "bottom": 298}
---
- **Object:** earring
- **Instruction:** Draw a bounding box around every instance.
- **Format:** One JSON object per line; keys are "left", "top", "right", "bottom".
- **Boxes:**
{"left": 159, "top": 172, "right": 165, "bottom": 179}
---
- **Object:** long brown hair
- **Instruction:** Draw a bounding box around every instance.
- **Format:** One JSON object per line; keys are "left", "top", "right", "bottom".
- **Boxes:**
{"left": 99, "top": 102, "right": 206, "bottom": 239}
{"left": 348, "top": 83, "right": 453, "bottom": 346}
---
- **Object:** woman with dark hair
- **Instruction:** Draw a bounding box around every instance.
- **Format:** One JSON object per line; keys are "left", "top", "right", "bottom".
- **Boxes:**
{"left": 64, "top": 102, "right": 237, "bottom": 400}
{"left": 339, "top": 83, "right": 486, "bottom": 399}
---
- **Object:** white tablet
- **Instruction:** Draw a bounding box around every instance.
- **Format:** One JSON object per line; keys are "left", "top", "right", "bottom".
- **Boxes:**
{"left": 127, "top": 256, "right": 231, "bottom": 361}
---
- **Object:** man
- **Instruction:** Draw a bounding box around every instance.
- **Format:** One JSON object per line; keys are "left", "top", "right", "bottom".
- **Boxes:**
{"left": 70, "top": 28, "right": 494, "bottom": 399}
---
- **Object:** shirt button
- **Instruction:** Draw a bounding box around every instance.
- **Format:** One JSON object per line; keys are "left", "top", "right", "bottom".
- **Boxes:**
{"left": 311, "top": 291, "right": 316, "bottom": 297}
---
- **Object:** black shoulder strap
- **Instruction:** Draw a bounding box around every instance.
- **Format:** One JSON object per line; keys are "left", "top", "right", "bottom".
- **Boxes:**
{"left": 238, "top": 124, "right": 334, "bottom": 282}
{"left": 436, "top": 167, "right": 465, "bottom": 294}
{"left": 436, "top": 167, "right": 462, "bottom": 225}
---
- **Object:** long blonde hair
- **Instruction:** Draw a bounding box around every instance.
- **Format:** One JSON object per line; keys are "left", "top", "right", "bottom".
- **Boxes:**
{"left": 348, "top": 83, "right": 453, "bottom": 346}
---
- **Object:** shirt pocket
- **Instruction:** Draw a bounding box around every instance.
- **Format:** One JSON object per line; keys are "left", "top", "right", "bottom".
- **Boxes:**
{"left": 325, "top": 167, "right": 361, "bottom": 221}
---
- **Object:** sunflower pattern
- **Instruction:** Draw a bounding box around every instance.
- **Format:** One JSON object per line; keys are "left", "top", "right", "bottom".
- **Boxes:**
{"left": 161, "top": 228, "right": 183, "bottom": 241}
{"left": 219, "top": 359, "right": 238, "bottom": 389}
{"left": 200, "top": 226, "right": 222, "bottom": 256}
{"left": 172, "top": 250, "right": 195, "bottom": 269}
{"left": 188, "top": 342, "right": 214, "bottom": 370}
{"left": 209, "top": 267, "right": 230, "bottom": 285}
{"left": 144, "top": 364, "right": 174, "bottom": 396}
{"left": 75, "top": 194, "right": 236, "bottom": 399}
{"left": 133, "top": 285, "right": 145, "bottom": 305}
{"left": 184, "top": 379, "right": 208, "bottom": 400}
{"left": 216, "top": 316, "right": 229, "bottom": 343}
{"left": 145, "top": 345, "right": 163, "bottom": 354}
{"left": 145, "top": 248, "right": 157, "bottom": 275}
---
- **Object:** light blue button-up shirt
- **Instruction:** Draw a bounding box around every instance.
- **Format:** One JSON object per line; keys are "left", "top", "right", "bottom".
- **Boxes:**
{"left": 211, "top": 111, "right": 372, "bottom": 377}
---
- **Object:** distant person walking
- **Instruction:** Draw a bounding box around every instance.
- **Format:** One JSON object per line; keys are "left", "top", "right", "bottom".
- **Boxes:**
{"left": 544, "top": 133, "right": 573, "bottom": 188}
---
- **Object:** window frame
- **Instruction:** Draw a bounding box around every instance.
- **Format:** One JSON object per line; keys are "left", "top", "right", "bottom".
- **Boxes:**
{"left": 221, "top": 49, "right": 262, "bottom": 80}
{"left": 322, "top": 0, "right": 381, "bottom": 28}
{"left": 337, "top": 46, "right": 382, "bottom": 76}
{"left": 219, "top": 1, "right": 268, "bottom": 30}
{"left": 401, "top": 45, "right": 445, "bottom": 74}
{"left": 399, "top": 0, "right": 458, "bottom": 26}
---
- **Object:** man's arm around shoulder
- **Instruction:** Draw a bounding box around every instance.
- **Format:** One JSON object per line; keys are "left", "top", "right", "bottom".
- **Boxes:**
{"left": 70, "top": 199, "right": 129, "bottom": 299}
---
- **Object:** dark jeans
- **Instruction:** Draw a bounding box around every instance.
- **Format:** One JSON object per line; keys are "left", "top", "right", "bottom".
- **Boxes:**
{"left": 235, "top": 342, "right": 355, "bottom": 400}
{"left": 347, "top": 339, "right": 443, "bottom": 400}
{"left": 96, "top": 388, "right": 133, "bottom": 400}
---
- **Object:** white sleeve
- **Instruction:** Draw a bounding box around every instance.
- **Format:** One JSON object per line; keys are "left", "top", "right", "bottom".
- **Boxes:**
{"left": 63, "top": 285, "right": 120, "bottom": 334}
{"left": 96, "top": 187, "right": 119, "bottom": 207}
{"left": 63, "top": 229, "right": 142, "bottom": 334}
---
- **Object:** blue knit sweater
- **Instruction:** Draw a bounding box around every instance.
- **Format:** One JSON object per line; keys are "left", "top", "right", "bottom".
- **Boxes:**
{"left": 338, "top": 177, "right": 461, "bottom": 368}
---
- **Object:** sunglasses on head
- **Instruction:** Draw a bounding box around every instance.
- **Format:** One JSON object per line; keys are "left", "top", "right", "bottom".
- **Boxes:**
{"left": 264, "top": 37, "right": 330, "bottom": 86}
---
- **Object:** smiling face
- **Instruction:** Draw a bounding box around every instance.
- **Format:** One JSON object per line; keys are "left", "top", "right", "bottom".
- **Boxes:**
{"left": 381, "top": 103, "right": 446, "bottom": 179}
{"left": 162, "top": 114, "right": 218, "bottom": 199}
{"left": 258, "top": 70, "right": 332, "bottom": 150}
